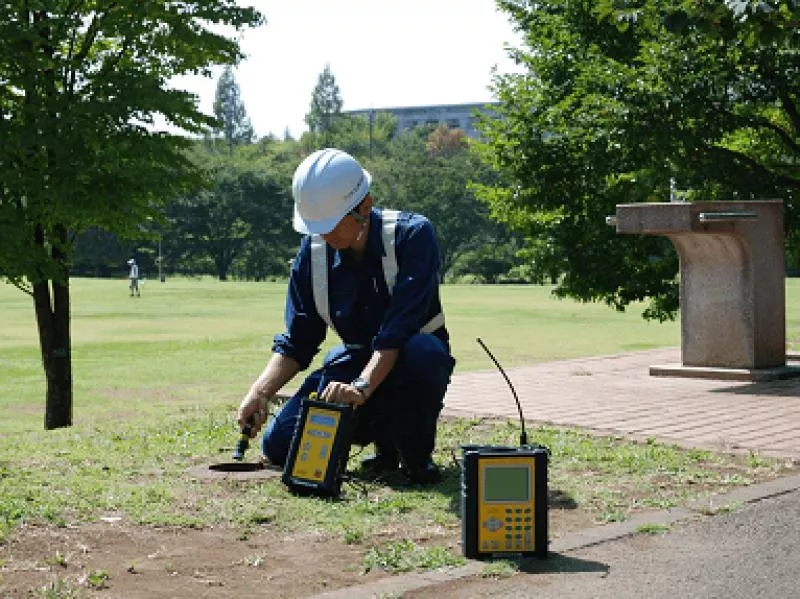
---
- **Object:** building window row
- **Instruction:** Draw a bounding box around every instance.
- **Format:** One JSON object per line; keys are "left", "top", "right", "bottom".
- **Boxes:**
{"left": 345, "top": 102, "right": 498, "bottom": 139}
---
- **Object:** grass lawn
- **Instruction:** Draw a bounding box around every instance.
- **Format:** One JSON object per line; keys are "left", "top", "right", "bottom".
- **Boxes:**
{"left": 0, "top": 277, "right": 798, "bottom": 596}
{"left": 0, "top": 277, "right": 688, "bottom": 433}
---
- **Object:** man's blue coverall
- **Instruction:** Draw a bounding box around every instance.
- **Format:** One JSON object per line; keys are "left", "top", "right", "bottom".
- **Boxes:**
{"left": 261, "top": 207, "right": 455, "bottom": 469}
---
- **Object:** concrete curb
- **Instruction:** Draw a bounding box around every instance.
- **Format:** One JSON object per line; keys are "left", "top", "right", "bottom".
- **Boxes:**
{"left": 310, "top": 472, "right": 800, "bottom": 599}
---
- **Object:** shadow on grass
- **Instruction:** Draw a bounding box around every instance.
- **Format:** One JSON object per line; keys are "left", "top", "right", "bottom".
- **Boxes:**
{"left": 348, "top": 460, "right": 462, "bottom": 498}
{"left": 348, "top": 461, "right": 578, "bottom": 518}
{"left": 549, "top": 488, "right": 578, "bottom": 510}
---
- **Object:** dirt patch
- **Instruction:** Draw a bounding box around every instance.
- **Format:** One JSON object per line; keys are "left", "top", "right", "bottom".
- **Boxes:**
{"left": 0, "top": 502, "right": 594, "bottom": 598}
{"left": 0, "top": 522, "right": 383, "bottom": 598}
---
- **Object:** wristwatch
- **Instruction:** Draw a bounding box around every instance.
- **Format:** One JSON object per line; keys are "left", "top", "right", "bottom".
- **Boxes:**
{"left": 351, "top": 377, "right": 370, "bottom": 398}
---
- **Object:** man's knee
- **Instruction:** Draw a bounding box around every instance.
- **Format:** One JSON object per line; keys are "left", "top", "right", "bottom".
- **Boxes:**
{"left": 261, "top": 371, "right": 324, "bottom": 465}
{"left": 395, "top": 334, "right": 455, "bottom": 387}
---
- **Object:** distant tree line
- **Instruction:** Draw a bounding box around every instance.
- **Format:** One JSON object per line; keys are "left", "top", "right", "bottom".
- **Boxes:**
{"left": 71, "top": 64, "right": 518, "bottom": 285}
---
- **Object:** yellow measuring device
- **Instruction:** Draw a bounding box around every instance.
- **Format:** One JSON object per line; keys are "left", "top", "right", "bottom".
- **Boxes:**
{"left": 461, "top": 445, "right": 548, "bottom": 558}
{"left": 282, "top": 393, "right": 355, "bottom": 497}
{"left": 460, "top": 338, "right": 549, "bottom": 559}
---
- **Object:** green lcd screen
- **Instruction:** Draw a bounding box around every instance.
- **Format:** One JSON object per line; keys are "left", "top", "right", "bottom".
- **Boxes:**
{"left": 483, "top": 465, "right": 530, "bottom": 502}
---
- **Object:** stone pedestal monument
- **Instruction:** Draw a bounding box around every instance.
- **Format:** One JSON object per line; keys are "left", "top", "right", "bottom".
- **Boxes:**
{"left": 610, "top": 200, "right": 797, "bottom": 381}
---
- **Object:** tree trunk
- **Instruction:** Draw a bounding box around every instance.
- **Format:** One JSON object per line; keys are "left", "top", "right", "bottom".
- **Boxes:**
{"left": 215, "top": 248, "right": 234, "bottom": 281}
{"left": 23, "top": 15, "right": 74, "bottom": 430}
{"left": 33, "top": 278, "right": 73, "bottom": 430}
{"left": 33, "top": 225, "right": 72, "bottom": 430}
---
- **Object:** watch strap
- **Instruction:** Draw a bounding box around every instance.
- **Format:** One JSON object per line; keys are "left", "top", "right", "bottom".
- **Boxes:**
{"left": 351, "top": 377, "right": 370, "bottom": 397}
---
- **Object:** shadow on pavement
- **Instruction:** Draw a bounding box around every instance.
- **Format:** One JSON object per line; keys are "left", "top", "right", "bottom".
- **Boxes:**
{"left": 710, "top": 380, "right": 800, "bottom": 397}
{"left": 518, "top": 552, "right": 609, "bottom": 575}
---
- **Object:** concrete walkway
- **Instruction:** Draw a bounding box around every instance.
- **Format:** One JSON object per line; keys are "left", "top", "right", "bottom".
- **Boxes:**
{"left": 441, "top": 347, "right": 800, "bottom": 460}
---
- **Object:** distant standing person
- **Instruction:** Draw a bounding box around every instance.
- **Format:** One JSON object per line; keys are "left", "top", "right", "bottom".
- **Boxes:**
{"left": 127, "top": 258, "right": 140, "bottom": 297}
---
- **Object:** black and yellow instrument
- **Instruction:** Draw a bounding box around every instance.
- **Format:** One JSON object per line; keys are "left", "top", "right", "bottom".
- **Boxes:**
{"left": 282, "top": 392, "right": 355, "bottom": 497}
{"left": 461, "top": 444, "right": 548, "bottom": 558}
{"left": 460, "top": 338, "right": 549, "bottom": 559}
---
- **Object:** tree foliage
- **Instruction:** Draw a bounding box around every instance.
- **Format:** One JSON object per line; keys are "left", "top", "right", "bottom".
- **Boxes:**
{"left": 475, "top": 0, "right": 800, "bottom": 320}
{"left": 213, "top": 65, "right": 254, "bottom": 150}
{"left": 167, "top": 142, "right": 295, "bottom": 281}
{"left": 368, "top": 126, "right": 505, "bottom": 277}
{"left": 0, "top": 1, "right": 263, "bottom": 429}
{"left": 74, "top": 125, "right": 511, "bottom": 285}
{"left": 304, "top": 63, "right": 343, "bottom": 146}
{"left": 311, "top": 110, "right": 397, "bottom": 158}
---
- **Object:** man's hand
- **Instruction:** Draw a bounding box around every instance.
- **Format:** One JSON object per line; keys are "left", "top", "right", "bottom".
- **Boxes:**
{"left": 237, "top": 395, "right": 269, "bottom": 438}
{"left": 319, "top": 381, "right": 367, "bottom": 408}
{"left": 236, "top": 353, "right": 300, "bottom": 438}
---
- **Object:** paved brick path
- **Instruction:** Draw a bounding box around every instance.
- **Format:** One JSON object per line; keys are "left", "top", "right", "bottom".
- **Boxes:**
{"left": 442, "top": 348, "right": 800, "bottom": 459}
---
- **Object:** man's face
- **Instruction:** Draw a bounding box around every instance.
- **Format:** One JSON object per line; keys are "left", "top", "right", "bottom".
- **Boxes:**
{"left": 321, "top": 213, "right": 360, "bottom": 250}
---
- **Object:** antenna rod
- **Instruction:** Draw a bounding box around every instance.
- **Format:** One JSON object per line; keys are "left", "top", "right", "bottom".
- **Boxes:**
{"left": 476, "top": 337, "right": 528, "bottom": 446}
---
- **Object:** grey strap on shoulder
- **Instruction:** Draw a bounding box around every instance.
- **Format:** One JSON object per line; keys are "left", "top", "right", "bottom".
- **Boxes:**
{"left": 381, "top": 209, "right": 445, "bottom": 334}
{"left": 310, "top": 235, "right": 336, "bottom": 332}
{"left": 381, "top": 209, "right": 400, "bottom": 293}
{"left": 421, "top": 312, "right": 445, "bottom": 334}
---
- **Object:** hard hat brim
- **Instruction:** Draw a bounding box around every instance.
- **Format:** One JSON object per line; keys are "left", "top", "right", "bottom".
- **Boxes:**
{"left": 292, "top": 169, "right": 372, "bottom": 235}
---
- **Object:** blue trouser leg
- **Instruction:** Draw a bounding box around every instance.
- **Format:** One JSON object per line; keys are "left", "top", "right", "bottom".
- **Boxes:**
{"left": 386, "top": 334, "right": 455, "bottom": 467}
{"left": 260, "top": 371, "right": 321, "bottom": 466}
{"left": 261, "top": 335, "right": 455, "bottom": 467}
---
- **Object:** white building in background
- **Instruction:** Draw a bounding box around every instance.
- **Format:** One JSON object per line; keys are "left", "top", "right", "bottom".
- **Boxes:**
{"left": 345, "top": 101, "right": 500, "bottom": 138}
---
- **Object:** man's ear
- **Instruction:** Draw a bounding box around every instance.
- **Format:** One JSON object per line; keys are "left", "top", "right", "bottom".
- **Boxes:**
{"left": 360, "top": 194, "right": 373, "bottom": 215}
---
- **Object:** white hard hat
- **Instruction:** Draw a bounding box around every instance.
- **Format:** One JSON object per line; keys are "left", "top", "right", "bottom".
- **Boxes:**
{"left": 292, "top": 148, "right": 371, "bottom": 234}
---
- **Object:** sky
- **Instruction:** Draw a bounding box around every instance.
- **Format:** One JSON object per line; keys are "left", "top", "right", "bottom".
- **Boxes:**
{"left": 175, "top": 0, "right": 524, "bottom": 139}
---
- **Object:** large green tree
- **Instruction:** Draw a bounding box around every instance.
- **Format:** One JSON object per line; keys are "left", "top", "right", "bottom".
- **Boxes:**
{"left": 168, "top": 144, "right": 295, "bottom": 281}
{"left": 0, "top": 1, "right": 263, "bottom": 429}
{"left": 475, "top": 0, "right": 800, "bottom": 320}
{"left": 213, "top": 65, "right": 254, "bottom": 151}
